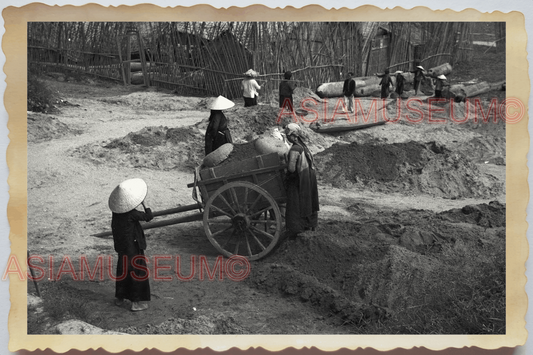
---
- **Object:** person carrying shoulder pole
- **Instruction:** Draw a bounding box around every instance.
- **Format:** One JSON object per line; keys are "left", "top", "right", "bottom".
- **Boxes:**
{"left": 378, "top": 69, "right": 393, "bottom": 99}
{"left": 242, "top": 69, "right": 261, "bottom": 107}
{"left": 412, "top": 65, "right": 427, "bottom": 96}
{"left": 279, "top": 70, "right": 297, "bottom": 112}
{"left": 342, "top": 72, "right": 356, "bottom": 113}
{"left": 434, "top": 74, "right": 450, "bottom": 98}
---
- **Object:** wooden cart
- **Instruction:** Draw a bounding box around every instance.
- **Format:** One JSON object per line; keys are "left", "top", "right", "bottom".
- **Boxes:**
{"left": 95, "top": 153, "right": 287, "bottom": 261}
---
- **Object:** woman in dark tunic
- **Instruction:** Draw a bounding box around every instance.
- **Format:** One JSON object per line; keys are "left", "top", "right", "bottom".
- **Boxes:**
{"left": 379, "top": 69, "right": 393, "bottom": 99}
{"left": 395, "top": 70, "right": 405, "bottom": 96}
{"left": 284, "top": 123, "right": 319, "bottom": 236}
{"left": 412, "top": 65, "right": 426, "bottom": 95}
{"left": 205, "top": 95, "right": 235, "bottom": 155}
{"left": 434, "top": 74, "right": 450, "bottom": 98}
{"left": 109, "top": 178, "right": 154, "bottom": 312}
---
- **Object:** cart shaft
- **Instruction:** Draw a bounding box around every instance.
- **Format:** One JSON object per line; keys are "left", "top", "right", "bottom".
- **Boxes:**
{"left": 92, "top": 204, "right": 203, "bottom": 238}
{"left": 152, "top": 203, "right": 202, "bottom": 217}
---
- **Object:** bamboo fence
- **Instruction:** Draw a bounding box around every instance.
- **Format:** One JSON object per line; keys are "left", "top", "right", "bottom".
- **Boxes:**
{"left": 28, "top": 22, "right": 482, "bottom": 99}
{"left": 385, "top": 22, "right": 474, "bottom": 73}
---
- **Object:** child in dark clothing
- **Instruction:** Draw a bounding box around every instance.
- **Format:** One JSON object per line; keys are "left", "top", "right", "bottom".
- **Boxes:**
{"left": 109, "top": 178, "right": 154, "bottom": 312}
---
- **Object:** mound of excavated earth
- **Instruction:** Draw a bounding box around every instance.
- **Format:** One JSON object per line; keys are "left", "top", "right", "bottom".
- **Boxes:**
{"left": 71, "top": 126, "right": 205, "bottom": 171}
{"left": 248, "top": 201, "right": 505, "bottom": 333}
{"left": 28, "top": 113, "right": 82, "bottom": 143}
{"left": 314, "top": 141, "right": 503, "bottom": 199}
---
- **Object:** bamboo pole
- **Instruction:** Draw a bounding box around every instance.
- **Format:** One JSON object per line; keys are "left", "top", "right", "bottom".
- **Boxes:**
{"left": 116, "top": 35, "right": 126, "bottom": 85}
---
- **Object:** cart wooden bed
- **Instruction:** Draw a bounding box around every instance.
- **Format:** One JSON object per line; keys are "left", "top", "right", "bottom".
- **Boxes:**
{"left": 94, "top": 153, "right": 287, "bottom": 261}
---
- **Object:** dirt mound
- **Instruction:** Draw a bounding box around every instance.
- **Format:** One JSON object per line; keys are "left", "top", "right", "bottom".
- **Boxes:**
{"left": 72, "top": 126, "right": 204, "bottom": 171}
{"left": 28, "top": 113, "right": 82, "bottom": 143}
{"left": 314, "top": 141, "right": 503, "bottom": 199}
{"left": 195, "top": 97, "right": 211, "bottom": 110}
{"left": 116, "top": 314, "right": 245, "bottom": 335}
{"left": 98, "top": 92, "right": 203, "bottom": 111}
{"left": 438, "top": 200, "right": 505, "bottom": 227}
{"left": 293, "top": 86, "right": 322, "bottom": 105}
{"left": 194, "top": 105, "right": 282, "bottom": 143}
{"left": 248, "top": 202, "right": 505, "bottom": 333}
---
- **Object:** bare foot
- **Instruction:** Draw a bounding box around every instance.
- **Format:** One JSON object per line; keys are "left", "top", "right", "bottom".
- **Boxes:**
{"left": 131, "top": 302, "right": 149, "bottom": 312}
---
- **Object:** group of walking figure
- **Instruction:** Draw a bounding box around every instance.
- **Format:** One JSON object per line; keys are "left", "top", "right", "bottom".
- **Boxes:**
{"left": 342, "top": 65, "right": 450, "bottom": 111}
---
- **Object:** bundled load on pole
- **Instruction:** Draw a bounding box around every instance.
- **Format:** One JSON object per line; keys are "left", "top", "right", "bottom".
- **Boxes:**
{"left": 427, "top": 63, "right": 453, "bottom": 78}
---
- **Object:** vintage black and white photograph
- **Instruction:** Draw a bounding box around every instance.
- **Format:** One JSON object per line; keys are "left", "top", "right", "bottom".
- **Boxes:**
{"left": 25, "top": 20, "right": 507, "bottom": 337}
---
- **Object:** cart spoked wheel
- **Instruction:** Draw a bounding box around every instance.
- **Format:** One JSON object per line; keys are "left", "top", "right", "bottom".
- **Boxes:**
{"left": 203, "top": 181, "right": 282, "bottom": 261}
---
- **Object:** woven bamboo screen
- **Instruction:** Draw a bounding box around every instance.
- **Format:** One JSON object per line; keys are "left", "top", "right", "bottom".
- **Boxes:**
{"left": 28, "top": 22, "right": 127, "bottom": 81}
{"left": 385, "top": 22, "right": 474, "bottom": 73}
{"left": 28, "top": 22, "right": 481, "bottom": 98}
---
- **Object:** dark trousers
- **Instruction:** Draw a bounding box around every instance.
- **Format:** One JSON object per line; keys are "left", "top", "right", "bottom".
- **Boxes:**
{"left": 279, "top": 95, "right": 294, "bottom": 111}
{"left": 244, "top": 96, "right": 257, "bottom": 107}
{"left": 414, "top": 80, "right": 421, "bottom": 93}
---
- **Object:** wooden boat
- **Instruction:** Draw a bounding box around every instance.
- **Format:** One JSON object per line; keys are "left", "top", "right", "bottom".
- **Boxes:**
{"left": 310, "top": 120, "right": 387, "bottom": 133}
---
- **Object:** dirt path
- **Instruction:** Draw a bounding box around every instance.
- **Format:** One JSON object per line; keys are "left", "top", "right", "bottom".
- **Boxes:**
{"left": 27, "top": 78, "right": 506, "bottom": 335}
{"left": 27, "top": 81, "right": 359, "bottom": 334}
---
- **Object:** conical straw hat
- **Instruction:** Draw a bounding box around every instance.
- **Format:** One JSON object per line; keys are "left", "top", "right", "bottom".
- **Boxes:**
{"left": 209, "top": 96, "right": 235, "bottom": 110}
{"left": 108, "top": 178, "right": 148, "bottom": 213}
{"left": 244, "top": 69, "right": 259, "bottom": 77}
{"left": 416, "top": 65, "right": 424, "bottom": 70}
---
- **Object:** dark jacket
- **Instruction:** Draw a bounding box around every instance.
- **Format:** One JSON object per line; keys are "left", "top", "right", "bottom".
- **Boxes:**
{"left": 279, "top": 80, "right": 296, "bottom": 97}
{"left": 413, "top": 69, "right": 426, "bottom": 82}
{"left": 205, "top": 110, "right": 232, "bottom": 155}
{"left": 379, "top": 74, "right": 393, "bottom": 88}
{"left": 112, "top": 208, "right": 153, "bottom": 255}
{"left": 343, "top": 78, "right": 356, "bottom": 97}
{"left": 395, "top": 74, "right": 405, "bottom": 94}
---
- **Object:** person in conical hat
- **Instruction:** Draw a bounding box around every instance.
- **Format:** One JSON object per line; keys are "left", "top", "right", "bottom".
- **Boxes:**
{"left": 434, "top": 74, "right": 450, "bottom": 98}
{"left": 244, "top": 69, "right": 258, "bottom": 78}
{"left": 394, "top": 70, "right": 405, "bottom": 96}
{"left": 242, "top": 69, "right": 261, "bottom": 107}
{"left": 205, "top": 96, "right": 234, "bottom": 155}
{"left": 378, "top": 68, "right": 393, "bottom": 99}
{"left": 109, "top": 178, "right": 153, "bottom": 312}
{"left": 283, "top": 123, "right": 319, "bottom": 237}
{"left": 412, "top": 65, "right": 428, "bottom": 96}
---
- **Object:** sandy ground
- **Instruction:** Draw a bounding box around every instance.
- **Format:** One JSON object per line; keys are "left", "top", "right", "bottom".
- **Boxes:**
{"left": 26, "top": 76, "right": 505, "bottom": 334}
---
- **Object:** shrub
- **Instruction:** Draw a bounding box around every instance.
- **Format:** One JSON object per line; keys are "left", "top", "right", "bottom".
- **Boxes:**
{"left": 27, "top": 70, "right": 56, "bottom": 113}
